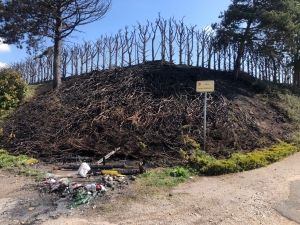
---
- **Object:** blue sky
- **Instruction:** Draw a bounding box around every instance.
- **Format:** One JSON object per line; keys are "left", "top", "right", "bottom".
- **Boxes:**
{"left": 0, "top": 0, "right": 231, "bottom": 67}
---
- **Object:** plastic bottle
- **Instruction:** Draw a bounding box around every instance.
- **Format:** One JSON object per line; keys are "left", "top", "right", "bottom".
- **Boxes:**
{"left": 68, "top": 195, "right": 94, "bottom": 209}
{"left": 96, "top": 184, "right": 106, "bottom": 192}
{"left": 49, "top": 179, "right": 56, "bottom": 185}
{"left": 85, "top": 183, "right": 96, "bottom": 191}
{"left": 73, "top": 183, "right": 82, "bottom": 189}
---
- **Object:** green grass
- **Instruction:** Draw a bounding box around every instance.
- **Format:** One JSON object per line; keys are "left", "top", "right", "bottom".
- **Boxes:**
{"left": 24, "top": 84, "right": 40, "bottom": 100}
{"left": 0, "top": 149, "right": 36, "bottom": 168}
{"left": 0, "top": 149, "right": 43, "bottom": 180}
{"left": 137, "top": 167, "right": 191, "bottom": 187}
{"left": 18, "top": 169, "right": 45, "bottom": 181}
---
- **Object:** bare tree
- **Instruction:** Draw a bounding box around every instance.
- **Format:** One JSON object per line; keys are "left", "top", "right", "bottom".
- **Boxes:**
{"left": 175, "top": 18, "right": 186, "bottom": 65}
{"left": 137, "top": 21, "right": 151, "bottom": 63}
{"left": 157, "top": 14, "right": 167, "bottom": 63}
{"left": 79, "top": 46, "right": 86, "bottom": 75}
{"left": 199, "top": 28, "right": 212, "bottom": 68}
{"left": 125, "top": 26, "right": 135, "bottom": 66}
{"left": 114, "top": 31, "right": 122, "bottom": 67}
{"left": 102, "top": 36, "right": 108, "bottom": 70}
{"left": 119, "top": 33, "right": 127, "bottom": 67}
{"left": 150, "top": 21, "right": 158, "bottom": 61}
{"left": 107, "top": 35, "right": 116, "bottom": 69}
{"left": 206, "top": 35, "right": 215, "bottom": 70}
{"left": 186, "top": 25, "right": 196, "bottom": 66}
{"left": 61, "top": 46, "right": 71, "bottom": 78}
{"left": 95, "top": 37, "right": 104, "bottom": 70}
{"left": 167, "top": 18, "right": 177, "bottom": 63}
{"left": 89, "top": 42, "right": 98, "bottom": 71}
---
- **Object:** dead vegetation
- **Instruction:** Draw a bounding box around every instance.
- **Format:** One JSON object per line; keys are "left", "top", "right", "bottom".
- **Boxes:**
{"left": 0, "top": 61, "right": 292, "bottom": 164}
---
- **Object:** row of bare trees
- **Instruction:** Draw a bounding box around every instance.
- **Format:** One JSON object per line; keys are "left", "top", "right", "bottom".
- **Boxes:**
{"left": 9, "top": 15, "right": 293, "bottom": 85}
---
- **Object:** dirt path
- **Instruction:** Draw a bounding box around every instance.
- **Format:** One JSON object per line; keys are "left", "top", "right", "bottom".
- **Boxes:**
{"left": 1, "top": 152, "right": 300, "bottom": 225}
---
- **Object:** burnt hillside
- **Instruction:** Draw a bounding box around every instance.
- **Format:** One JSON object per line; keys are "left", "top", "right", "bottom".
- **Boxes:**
{"left": 1, "top": 61, "right": 292, "bottom": 165}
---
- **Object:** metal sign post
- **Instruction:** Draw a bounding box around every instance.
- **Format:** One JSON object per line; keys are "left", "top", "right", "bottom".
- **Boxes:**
{"left": 196, "top": 80, "right": 215, "bottom": 151}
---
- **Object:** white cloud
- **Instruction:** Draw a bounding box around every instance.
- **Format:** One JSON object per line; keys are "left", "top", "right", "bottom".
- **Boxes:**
{"left": 0, "top": 62, "right": 9, "bottom": 68}
{"left": 0, "top": 38, "right": 10, "bottom": 52}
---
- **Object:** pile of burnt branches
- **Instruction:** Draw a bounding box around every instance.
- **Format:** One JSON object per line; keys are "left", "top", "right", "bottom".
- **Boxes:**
{"left": 1, "top": 62, "right": 290, "bottom": 164}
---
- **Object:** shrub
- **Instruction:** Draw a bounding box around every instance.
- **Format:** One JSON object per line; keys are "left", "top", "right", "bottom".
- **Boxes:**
{"left": 231, "top": 151, "right": 268, "bottom": 171}
{"left": 170, "top": 166, "right": 190, "bottom": 178}
{"left": 200, "top": 159, "right": 238, "bottom": 175}
{"left": 0, "top": 69, "right": 27, "bottom": 109}
{"left": 184, "top": 141, "right": 298, "bottom": 176}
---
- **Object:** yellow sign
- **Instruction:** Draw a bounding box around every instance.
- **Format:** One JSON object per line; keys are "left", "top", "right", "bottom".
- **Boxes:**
{"left": 196, "top": 80, "right": 214, "bottom": 92}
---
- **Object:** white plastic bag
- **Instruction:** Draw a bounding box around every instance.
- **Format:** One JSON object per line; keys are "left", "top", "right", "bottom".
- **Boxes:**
{"left": 78, "top": 162, "right": 91, "bottom": 177}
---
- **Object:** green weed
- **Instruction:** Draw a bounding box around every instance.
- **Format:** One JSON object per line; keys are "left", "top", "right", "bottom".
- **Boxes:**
{"left": 0, "top": 149, "right": 43, "bottom": 180}
{"left": 18, "top": 169, "right": 45, "bottom": 181}
{"left": 137, "top": 167, "right": 190, "bottom": 187}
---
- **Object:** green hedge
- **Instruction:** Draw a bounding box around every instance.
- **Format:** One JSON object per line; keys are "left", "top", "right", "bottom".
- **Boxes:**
{"left": 184, "top": 141, "right": 298, "bottom": 175}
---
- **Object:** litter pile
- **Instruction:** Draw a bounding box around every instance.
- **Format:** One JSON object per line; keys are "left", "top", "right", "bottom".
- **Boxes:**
{"left": 39, "top": 172, "right": 112, "bottom": 209}
{"left": 36, "top": 151, "right": 143, "bottom": 210}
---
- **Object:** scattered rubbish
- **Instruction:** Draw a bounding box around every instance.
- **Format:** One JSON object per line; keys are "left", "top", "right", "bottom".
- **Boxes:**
{"left": 96, "top": 184, "right": 106, "bottom": 192}
{"left": 50, "top": 184, "right": 60, "bottom": 192}
{"left": 45, "top": 173, "right": 55, "bottom": 179}
{"left": 78, "top": 162, "right": 91, "bottom": 177}
{"left": 101, "top": 170, "right": 125, "bottom": 177}
{"left": 29, "top": 158, "right": 144, "bottom": 213}
{"left": 68, "top": 195, "right": 94, "bottom": 209}
{"left": 97, "top": 147, "right": 120, "bottom": 164}
{"left": 49, "top": 179, "right": 56, "bottom": 185}
{"left": 105, "top": 182, "right": 113, "bottom": 188}
{"left": 54, "top": 164, "right": 125, "bottom": 170}
{"left": 58, "top": 178, "right": 69, "bottom": 185}
{"left": 115, "top": 169, "right": 139, "bottom": 175}
{"left": 72, "top": 183, "right": 82, "bottom": 189}
{"left": 85, "top": 183, "right": 96, "bottom": 191}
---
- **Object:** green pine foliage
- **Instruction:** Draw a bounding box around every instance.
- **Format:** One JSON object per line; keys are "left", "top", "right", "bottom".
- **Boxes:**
{"left": 0, "top": 69, "right": 27, "bottom": 110}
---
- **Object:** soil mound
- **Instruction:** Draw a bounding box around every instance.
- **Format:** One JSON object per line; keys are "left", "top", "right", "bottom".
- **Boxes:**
{"left": 1, "top": 61, "right": 292, "bottom": 164}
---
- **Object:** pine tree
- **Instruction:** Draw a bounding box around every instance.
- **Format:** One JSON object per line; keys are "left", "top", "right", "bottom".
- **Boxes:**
{"left": 0, "top": 0, "right": 112, "bottom": 89}
{"left": 213, "top": 0, "right": 300, "bottom": 84}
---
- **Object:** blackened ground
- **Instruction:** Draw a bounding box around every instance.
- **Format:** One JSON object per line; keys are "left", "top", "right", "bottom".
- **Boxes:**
{"left": 1, "top": 61, "right": 293, "bottom": 164}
